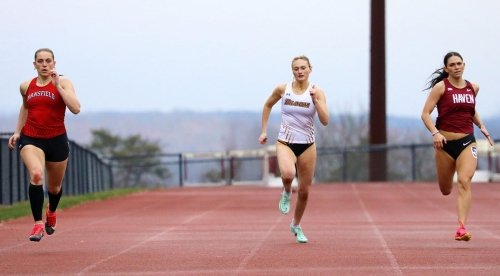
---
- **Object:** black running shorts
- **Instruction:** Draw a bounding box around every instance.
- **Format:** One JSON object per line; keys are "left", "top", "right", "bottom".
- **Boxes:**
{"left": 19, "top": 133, "right": 70, "bottom": 162}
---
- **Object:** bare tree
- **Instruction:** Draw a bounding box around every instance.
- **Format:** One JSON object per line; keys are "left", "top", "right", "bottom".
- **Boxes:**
{"left": 88, "top": 129, "right": 170, "bottom": 187}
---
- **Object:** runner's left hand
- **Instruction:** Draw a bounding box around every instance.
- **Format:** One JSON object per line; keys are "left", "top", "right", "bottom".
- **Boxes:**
{"left": 50, "top": 68, "right": 60, "bottom": 87}
{"left": 480, "top": 126, "right": 494, "bottom": 146}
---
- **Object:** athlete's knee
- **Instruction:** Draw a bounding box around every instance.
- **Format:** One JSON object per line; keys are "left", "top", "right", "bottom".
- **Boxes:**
{"left": 437, "top": 174, "right": 454, "bottom": 195}
{"left": 440, "top": 188, "right": 452, "bottom": 196}
{"left": 280, "top": 170, "right": 296, "bottom": 183}
{"left": 297, "top": 188, "right": 309, "bottom": 202}
{"left": 30, "top": 168, "right": 44, "bottom": 184}
{"left": 438, "top": 182, "right": 452, "bottom": 196}
{"left": 457, "top": 176, "right": 472, "bottom": 191}
{"left": 47, "top": 184, "right": 62, "bottom": 194}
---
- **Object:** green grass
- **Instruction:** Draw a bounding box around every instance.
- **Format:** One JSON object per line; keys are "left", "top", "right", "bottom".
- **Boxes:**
{"left": 0, "top": 188, "right": 143, "bottom": 222}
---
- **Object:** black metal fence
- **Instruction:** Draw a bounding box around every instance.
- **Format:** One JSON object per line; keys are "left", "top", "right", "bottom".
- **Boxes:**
{"left": 315, "top": 143, "right": 438, "bottom": 182}
{"left": 0, "top": 133, "right": 113, "bottom": 205}
{"left": 182, "top": 140, "right": 500, "bottom": 185}
{"left": 106, "top": 153, "right": 183, "bottom": 188}
{"left": 2, "top": 131, "right": 498, "bottom": 205}
{"left": 180, "top": 154, "right": 264, "bottom": 186}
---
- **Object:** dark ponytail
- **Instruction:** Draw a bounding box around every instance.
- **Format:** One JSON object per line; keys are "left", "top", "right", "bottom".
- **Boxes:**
{"left": 424, "top": 51, "right": 463, "bottom": 91}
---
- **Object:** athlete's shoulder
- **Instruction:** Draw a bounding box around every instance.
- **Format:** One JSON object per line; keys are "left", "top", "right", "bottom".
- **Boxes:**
{"left": 273, "top": 83, "right": 287, "bottom": 94}
{"left": 19, "top": 78, "right": 34, "bottom": 95}
{"left": 466, "top": 80, "right": 479, "bottom": 94}
{"left": 433, "top": 80, "right": 446, "bottom": 90}
{"left": 59, "top": 75, "right": 73, "bottom": 84}
{"left": 59, "top": 76, "right": 75, "bottom": 91}
{"left": 472, "top": 83, "right": 479, "bottom": 94}
{"left": 277, "top": 83, "right": 288, "bottom": 90}
{"left": 428, "top": 80, "right": 446, "bottom": 98}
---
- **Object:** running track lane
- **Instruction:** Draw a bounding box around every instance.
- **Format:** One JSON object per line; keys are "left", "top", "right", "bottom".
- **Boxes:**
{"left": 1, "top": 183, "right": 500, "bottom": 275}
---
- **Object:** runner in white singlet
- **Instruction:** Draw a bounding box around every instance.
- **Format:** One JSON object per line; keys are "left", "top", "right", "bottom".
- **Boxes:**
{"left": 259, "top": 56, "right": 329, "bottom": 243}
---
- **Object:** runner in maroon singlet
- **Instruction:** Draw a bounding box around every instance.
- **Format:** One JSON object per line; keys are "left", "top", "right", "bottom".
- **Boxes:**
{"left": 421, "top": 51, "right": 494, "bottom": 241}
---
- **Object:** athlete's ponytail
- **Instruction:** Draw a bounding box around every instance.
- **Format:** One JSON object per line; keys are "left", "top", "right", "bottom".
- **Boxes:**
{"left": 424, "top": 51, "right": 463, "bottom": 91}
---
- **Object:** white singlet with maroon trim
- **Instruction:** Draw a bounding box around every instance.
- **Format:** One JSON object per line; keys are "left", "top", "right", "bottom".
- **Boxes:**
{"left": 277, "top": 82, "right": 316, "bottom": 144}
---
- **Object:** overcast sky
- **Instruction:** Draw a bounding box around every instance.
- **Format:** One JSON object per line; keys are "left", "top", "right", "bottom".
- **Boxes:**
{"left": 1, "top": 0, "right": 499, "bottom": 118}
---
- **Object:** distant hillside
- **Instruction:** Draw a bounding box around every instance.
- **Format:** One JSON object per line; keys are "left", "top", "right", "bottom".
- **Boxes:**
{"left": 1, "top": 111, "right": 498, "bottom": 153}
{"left": 64, "top": 111, "right": 281, "bottom": 152}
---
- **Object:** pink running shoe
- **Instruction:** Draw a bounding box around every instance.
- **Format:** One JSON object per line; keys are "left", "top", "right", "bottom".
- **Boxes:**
{"left": 29, "top": 224, "right": 44, "bottom": 242}
{"left": 45, "top": 204, "right": 56, "bottom": 235}
{"left": 455, "top": 227, "right": 471, "bottom": 241}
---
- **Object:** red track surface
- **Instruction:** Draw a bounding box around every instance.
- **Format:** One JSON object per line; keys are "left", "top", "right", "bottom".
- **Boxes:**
{"left": 1, "top": 182, "right": 500, "bottom": 275}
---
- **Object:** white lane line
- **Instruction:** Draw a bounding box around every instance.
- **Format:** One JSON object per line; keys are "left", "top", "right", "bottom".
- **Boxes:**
{"left": 77, "top": 202, "right": 229, "bottom": 275}
{"left": 351, "top": 184, "right": 403, "bottom": 275}
{"left": 233, "top": 215, "right": 284, "bottom": 275}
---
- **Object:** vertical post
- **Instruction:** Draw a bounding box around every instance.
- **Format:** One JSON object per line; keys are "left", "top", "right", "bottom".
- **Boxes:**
{"left": 8, "top": 146, "right": 14, "bottom": 205}
{"left": 220, "top": 155, "right": 226, "bottom": 185}
{"left": 78, "top": 146, "right": 84, "bottom": 194}
{"left": 411, "top": 144, "right": 416, "bottom": 181}
{"left": 342, "top": 150, "right": 348, "bottom": 182}
{"left": 262, "top": 151, "right": 269, "bottom": 184}
{"left": 488, "top": 150, "right": 492, "bottom": 182}
{"left": 0, "top": 140, "right": 3, "bottom": 205}
{"left": 23, "top": 159, "right": 29, "bottom": 200}
{"left": 179, "top": 154, "right": 184, "bottom": 187}
{"left": 369, "top": 0, "right": 387, "bottom": 181}
{"left": 16, "top": 149, "right": 22, "bottom": 202}
{"left": 108, "top": 162, "right": 114, "bottom": 189}
{"left": 229, "top": 156, "right": 234, "bottom": 186}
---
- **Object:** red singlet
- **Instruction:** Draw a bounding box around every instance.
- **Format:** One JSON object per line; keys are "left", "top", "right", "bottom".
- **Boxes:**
{"left": 21, "top": 78, "right": 67, "bottom": 138}
{"left": 435, "top": 79, "right": 476, "bottom": 134}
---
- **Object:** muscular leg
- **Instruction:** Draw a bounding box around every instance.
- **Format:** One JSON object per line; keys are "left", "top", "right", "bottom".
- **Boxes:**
{"left": 293, "top": 145, "right": 316, "bottom": 225}
{"left": 434, "top": 149, "right": 456, "bottom": 196}
{"left": 455, "top": 144, "right": 477, "bottom": 226}
{"left": 276, "top": 142, "right": 297, "bottom": 194}
{"left": 21, "top": 146, "right": 45, "bottom": 185}
{"left": 20, "top": 146, "right": 46, "bottom": 224}
{"left": 46, "top": 159, "right": 68, "bottom": 211}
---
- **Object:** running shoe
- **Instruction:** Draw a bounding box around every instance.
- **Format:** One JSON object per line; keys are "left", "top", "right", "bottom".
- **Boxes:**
{"left": 29, "top": 224, "right": 44, "bottom": 242}
{"left": 290, "top": 223, "right": 308, "bottom": 243}
{"left": 455, "top": 227, "right": 471, "bottom": 241}
{"left": 45, "top": 204, "right": 56, "bottom": 235}
{"left": 278, "top": 190, "right": 291, "bottom": 214}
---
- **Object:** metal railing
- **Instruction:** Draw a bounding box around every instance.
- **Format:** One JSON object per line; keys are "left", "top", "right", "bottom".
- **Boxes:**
{"left": 315, "top": 143, "right": 437, "bottom": 182}
{"left": 3, "top": 131, "right": 498, "bottom": 205}
{"left": 1, "top": 133, "right": 113, "bottom": 205}
{"left": 178, "top": 140, "right": 500, "bottom": 185}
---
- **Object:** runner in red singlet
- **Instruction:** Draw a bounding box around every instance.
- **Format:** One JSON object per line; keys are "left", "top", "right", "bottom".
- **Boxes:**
{"left": 8, "top": 48, "right": 80, "bottom": 242}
